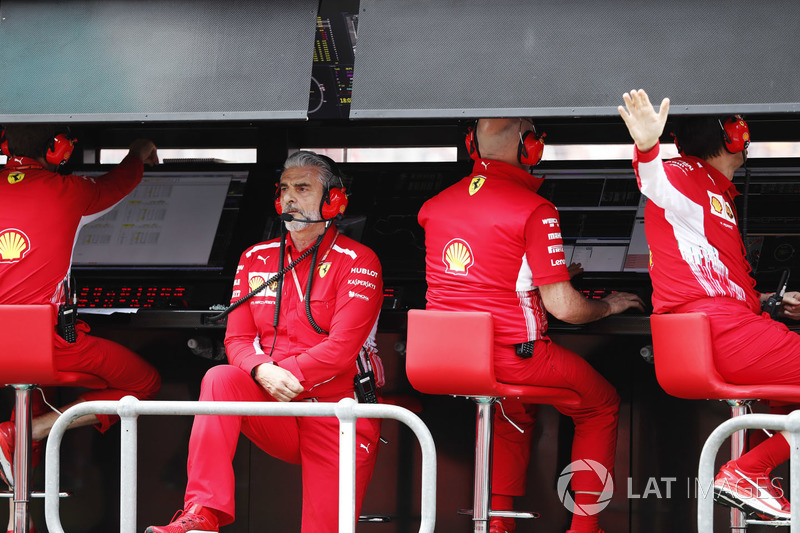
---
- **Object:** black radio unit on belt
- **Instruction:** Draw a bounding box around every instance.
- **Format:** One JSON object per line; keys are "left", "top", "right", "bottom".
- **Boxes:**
{"left": 514, "top": 340, "right": 535, "bottom": 358}
{"left": 57, "top": 303, "right": 78, "bottom": 343}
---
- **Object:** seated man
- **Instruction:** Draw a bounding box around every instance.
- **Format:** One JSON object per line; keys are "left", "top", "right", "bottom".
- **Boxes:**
{"left": 619, "top": 89, "right": 800, "bottom": 520}
{"left": 147, "top": 151, "right": 384, "bottom": 533}
{"left": 0, "top": 124, "right": 162, "bottom": 527}
{"left": 418, "top": 118, "right": 644, "bottom": 533}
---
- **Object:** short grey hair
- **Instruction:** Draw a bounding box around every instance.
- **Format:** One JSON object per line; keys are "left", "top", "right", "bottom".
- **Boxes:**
{"left": 283, "top": 150, "right": 337, "bottom": 191}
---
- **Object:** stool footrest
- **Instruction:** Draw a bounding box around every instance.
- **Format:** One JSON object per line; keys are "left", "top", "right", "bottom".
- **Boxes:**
{"left": 358, "top": 514, "right": 392, "bottom": 523}
{"left": 458, "top": 509, "right": 540, "bottom": 519}
{"left": 0, "top": 491, "right": 70, "bottom": 498}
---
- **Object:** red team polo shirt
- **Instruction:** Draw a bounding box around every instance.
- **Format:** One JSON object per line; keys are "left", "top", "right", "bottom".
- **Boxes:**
{"left": 418, "top": 159, "right": 570, "bottom": 345}
{"left": 0, "top": 155, "right": 144, "bottom": 306}
{"left": 224, "top": 225, "right": 383, "bottom": 400}
{"left": 633, "top": 142, "right": 760, "bottom": 314}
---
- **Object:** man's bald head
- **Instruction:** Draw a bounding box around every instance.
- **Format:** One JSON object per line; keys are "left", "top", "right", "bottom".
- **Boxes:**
{"left": 475, "top": 118, "right": 530, "bottom": 167}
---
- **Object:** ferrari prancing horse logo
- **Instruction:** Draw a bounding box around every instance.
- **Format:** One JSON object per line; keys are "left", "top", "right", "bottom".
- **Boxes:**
{"left": 469, "top": 176, "right": 486, "bottom": 196}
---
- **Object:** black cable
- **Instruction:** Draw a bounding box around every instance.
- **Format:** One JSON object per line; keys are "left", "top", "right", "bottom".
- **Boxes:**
{"left": 304, "top": 240, "right": 328, "bottom": 335}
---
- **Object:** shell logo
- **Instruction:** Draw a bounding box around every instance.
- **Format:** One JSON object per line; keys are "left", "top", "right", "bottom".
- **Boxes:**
{"left": 743, "top": 131, "right": 750, "bottom": 142}
{"left": 249, "top": 276, "right": 265, "bottom": 292}
{"left": 443, "top": 238, "right": 474, "bottom": 275}
{"left": 0, "top": 228, "right": 31, "bottom": 263}
{"left": 710, "top": 196, "right": 723, "bottom": 214}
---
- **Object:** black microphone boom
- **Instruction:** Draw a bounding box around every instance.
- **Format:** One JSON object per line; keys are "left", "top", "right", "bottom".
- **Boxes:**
{"left": 279, "top": 212, "right": 330, "bottom": 223}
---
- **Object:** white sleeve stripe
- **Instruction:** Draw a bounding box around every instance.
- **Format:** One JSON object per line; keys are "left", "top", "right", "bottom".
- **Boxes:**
{"left": 332, "top": 244, "right": 357, "bottom": 259}
{"left": 245, "top": 242, "right": 281, "bottom": 258}
{"left": 638, "top": 157, "right": 697, "bottom": 216}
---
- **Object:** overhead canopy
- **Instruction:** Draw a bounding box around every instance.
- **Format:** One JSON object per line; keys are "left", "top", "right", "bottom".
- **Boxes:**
{"left": 351, "top": 0, "right": 800, "bottom": 119}
{"left": 0, "top": 0, "right": 318, "bottom": 122}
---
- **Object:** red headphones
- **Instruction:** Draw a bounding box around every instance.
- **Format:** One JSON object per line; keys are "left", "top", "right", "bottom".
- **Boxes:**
{"left": 720, "top": 115, "right": 750, "bottom": 153}
{"left": 466, "top": 119, "right": 546, "bottom": 166}
{"left": 274, "top": 157, "right": 348, "bottom": 220}
{"left": 0, "top": 128, "right": 76, "bottom": 166}
{"left": 0, "top": 130, "right": 8, "bottom": 159}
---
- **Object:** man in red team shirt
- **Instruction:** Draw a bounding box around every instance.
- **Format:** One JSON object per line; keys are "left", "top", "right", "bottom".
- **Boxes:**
{"left": 418, "top": 118, "right": 644, "bottom": 533}
{"left": 0, "top": 124, "right": 162, "bottom": 515}
{"left": 619, "top": 89, "right": 800, "bottom": 520}
{"left": 146, "top": 151, "right": 383, "bottom": 533}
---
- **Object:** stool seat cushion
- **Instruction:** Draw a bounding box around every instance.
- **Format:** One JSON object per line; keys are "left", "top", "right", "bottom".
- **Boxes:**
{"left": 651, "top": 312, "right": 800, "bottom": 403}
{"left": 407, "top": 310, "right": 580, "bottom": 405}
{"left": 0, "top": 305, "right": 105, "bottom": 388}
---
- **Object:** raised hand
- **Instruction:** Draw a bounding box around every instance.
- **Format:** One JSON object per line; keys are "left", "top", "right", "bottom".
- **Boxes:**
{"left": 618, "top": 89, "right": 670, "bottom": 152}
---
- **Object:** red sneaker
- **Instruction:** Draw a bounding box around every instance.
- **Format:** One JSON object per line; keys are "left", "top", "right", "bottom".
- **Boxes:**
{"left": 145, "top": 504, "right": 219, "bottom": 533}
{"left": 489, "top": 516, "right": 515, "bottom": 533}
{"left": 713, "top": 460, "right": 790, "bottom": 520}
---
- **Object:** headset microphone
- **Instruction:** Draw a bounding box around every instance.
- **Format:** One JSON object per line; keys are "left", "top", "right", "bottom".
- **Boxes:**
{"left": 279, "top": 212, "right": 330, "bottom": 224}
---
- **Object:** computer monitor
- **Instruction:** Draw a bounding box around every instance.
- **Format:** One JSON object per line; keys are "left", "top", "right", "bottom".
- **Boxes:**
{"left": 72, "top": 171, "right": 248, "bottom": 270}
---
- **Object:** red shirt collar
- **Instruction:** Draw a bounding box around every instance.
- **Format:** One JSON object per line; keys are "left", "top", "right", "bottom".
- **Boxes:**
{"left": 685, "top": 155, "right": 740, "bottom": 198}
{"left": 4, "top": 156, "right": 43, "bottom": 170}
{"left": 470, "top": 158, "right": 544, "bottom": 193}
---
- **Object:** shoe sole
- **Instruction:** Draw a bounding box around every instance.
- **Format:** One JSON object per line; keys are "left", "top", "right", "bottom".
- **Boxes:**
{"left": 713, "top": 486, "right": 790, "bottom": 520}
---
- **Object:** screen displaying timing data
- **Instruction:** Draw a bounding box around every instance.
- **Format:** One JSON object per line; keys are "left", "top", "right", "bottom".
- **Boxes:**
{"left": 73, "top": 172, "right": 238, "bottom": 266}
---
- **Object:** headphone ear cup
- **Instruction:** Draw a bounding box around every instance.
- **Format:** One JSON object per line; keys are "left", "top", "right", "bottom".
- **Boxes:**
{"left": 321, "top": 187, "right": 348, "bottom": 220}
{"left": 274, "top": 183, "right": 282, "bottom": 214}
{"left": 0, "top": 129, "right": 9, "bottom": 157}
{"left": 46, "top": 133, "right": 75, "bottom": 166}
{"left": 465, "top": 127, "right": 479, "bottom": 160}
{"left": 722, "top": 116, "right": 750, "bottom": 153}
{"left": 518, "top": 130, "right": 545, "bottom": 166}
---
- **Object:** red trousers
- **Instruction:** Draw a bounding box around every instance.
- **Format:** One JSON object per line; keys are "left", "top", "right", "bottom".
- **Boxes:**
{"left": 184, "top": 365, "right": 381, "bottom": 531}
{"left": 34, "top": 322, "right": 161, "bottom": 432}
{"left": 491, "top": 339, "right": 620, "bottom": 495}
{"left": 680, "top": 298, "right": 800, "bottom": 385}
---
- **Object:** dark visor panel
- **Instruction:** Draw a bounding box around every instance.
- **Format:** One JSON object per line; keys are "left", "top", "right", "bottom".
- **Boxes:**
{"left": 0, "top": 0, "right": 318, "bottom": 122}
{"left": 351, "top": 0, "right": 800, "bottom": 119}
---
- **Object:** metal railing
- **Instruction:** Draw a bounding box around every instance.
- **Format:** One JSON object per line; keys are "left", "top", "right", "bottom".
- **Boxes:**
{"left": 44, "top": 396, "right": 436, "bottom": 533}
{"left": 698, "top": 411, "right": 800, "bottom": 532}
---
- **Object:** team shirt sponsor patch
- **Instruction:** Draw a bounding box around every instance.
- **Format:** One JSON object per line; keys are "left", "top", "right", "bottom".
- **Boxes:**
{"left": 7, "top": 172, "right": 25, "bottom": 184}
{"left": 542, "top": 217, "right": 559, "bottom": 228}
{"left": 318, "top": 262, "right": 331, "bottom": 278}
{"left": 443, "top": 238, "right": 474, "bottom": 275}
{"left": 248, "top": 272, "right": 278, "bottom": 297}
{"left": 469, "top": 176, "right": 486, "bottom": 196}
{"left": 547, "top": 232, "right": 562, "bottom": 240}
{"left": 349, "top": 290, "right": 370, "bottom": 301}
{"left": 708, "top": 191, "right": 736, "bottom": 224}
{"left": 351, "top": 267, "right": 378, "bottom": 278}
{"left": 348, "top": 278, "right": 377, "bottom": 290}
{"left": 0, "top": 228, "right": 31, "bottom": 262}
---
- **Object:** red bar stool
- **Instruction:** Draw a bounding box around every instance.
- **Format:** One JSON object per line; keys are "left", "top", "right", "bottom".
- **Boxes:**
{"left": 650, "top": 312, "right": 800, "bottom": 529}
{"left": 406, "top": 309, "right": 581, "bottom": 533}
{"left": 0, "top": 305, "right": 105, "bottom": 533}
